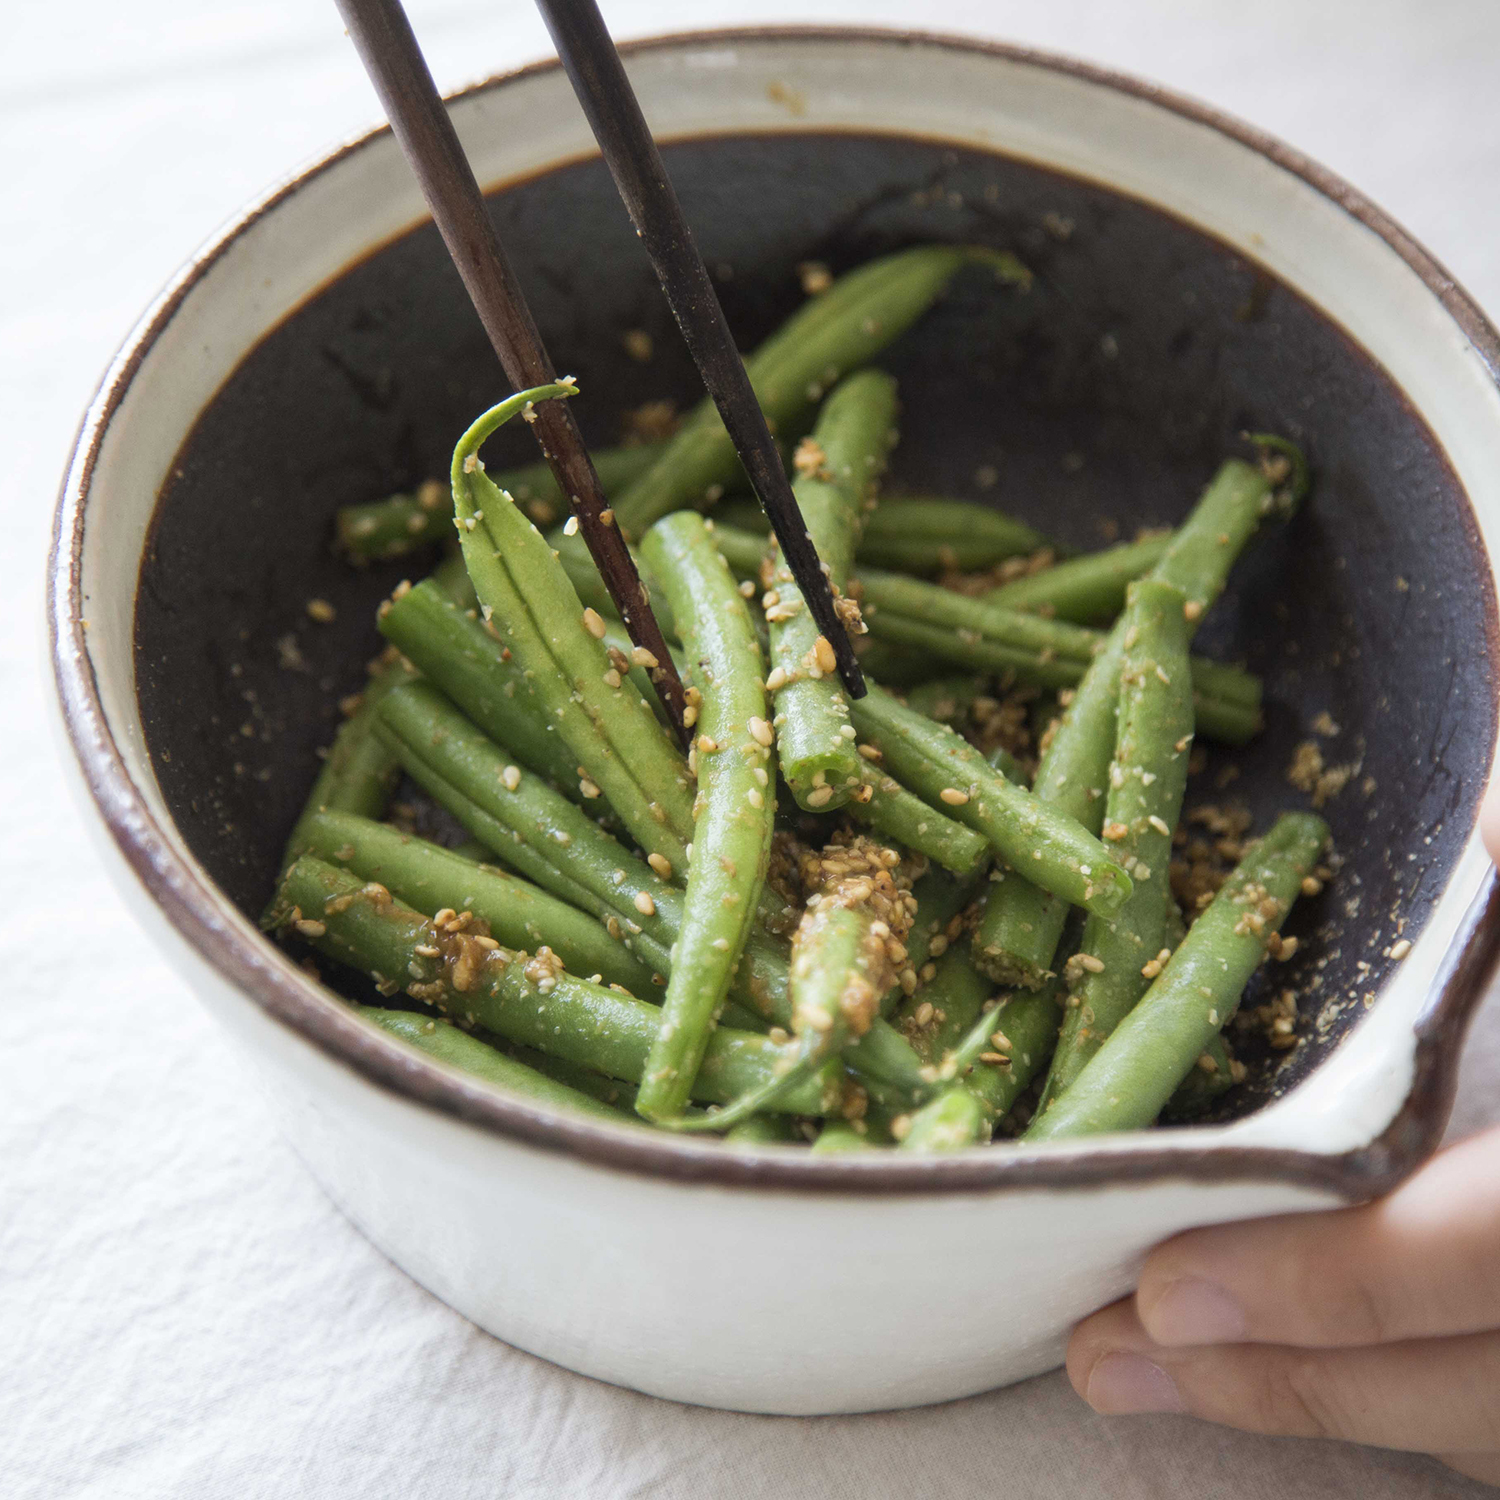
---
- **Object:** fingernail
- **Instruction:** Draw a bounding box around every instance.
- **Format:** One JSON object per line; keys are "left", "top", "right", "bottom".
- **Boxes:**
{"left": 1085, "top": 1353, "right": 1184, "bottom": 1415}
{"left": 1149, "top": 1276, "right": 1246, "bottom": 1345}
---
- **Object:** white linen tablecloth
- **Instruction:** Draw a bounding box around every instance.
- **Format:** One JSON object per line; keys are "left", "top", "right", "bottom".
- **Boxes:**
{"left": 7, "top": 2, "right": 1500, "bottom": 1494}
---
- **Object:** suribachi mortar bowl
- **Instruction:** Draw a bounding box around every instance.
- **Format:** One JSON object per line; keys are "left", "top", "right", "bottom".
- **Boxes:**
{"left": 51, "top": 29, "right": 1500, "bottom": 1412}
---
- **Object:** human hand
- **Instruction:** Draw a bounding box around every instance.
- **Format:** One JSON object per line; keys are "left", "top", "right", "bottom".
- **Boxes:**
{"left": 1067, "top": 783, "right": 1500, "bottom": 1485}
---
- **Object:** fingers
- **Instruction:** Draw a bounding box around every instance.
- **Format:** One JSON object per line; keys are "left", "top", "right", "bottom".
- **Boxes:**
{"left": 1482, "top": 767, "right": 1500, "bottom": 867}
{"left": 1069, "top": 1297, "right": 1500, "bottom": 1455}
{"left": 1134, "top": 1128, "right": 1500, "bottom": 1349}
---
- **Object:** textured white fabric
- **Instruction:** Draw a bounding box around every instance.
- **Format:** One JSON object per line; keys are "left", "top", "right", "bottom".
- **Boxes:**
{"left": 6, "top": 2, "right": 1500, "bottom": 1494}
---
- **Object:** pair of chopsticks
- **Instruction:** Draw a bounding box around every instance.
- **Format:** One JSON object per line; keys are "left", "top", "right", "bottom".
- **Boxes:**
{"left": 334, "top": 0, "right": 865, "bottom": 744}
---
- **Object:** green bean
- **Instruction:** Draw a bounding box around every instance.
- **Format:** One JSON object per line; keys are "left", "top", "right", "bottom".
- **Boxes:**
{"left": 723, "top": 1114, "right": 805, "bottom": 1146}
{"left": 280, "top": 654, "right": 415, "bottom": 871}
{"left": 900, "top": 675, "right": 991, "bottom": 727}
{"left": 273, "top": 856, "right": 840, "bottom": 1114}
{"left": 611, "top": 245, "right": 1029, "bottom": 538}
{"left": 810, "top": 1122, "right": 876, "bottom": 1152}
{"left": 851, "top": 767, "right": 990, "bottom": 874}
{"left": 505, "top": 1045, "right": 642, "bottom": 1114}
{"left": 360, "top": 1008, "right": 627, "bottom": 1122}
{"left": 373, "top": 680, "right": 793, "bottom": 1015}
{"left": 1037, "top": 580, "right": 1196, "bottom": 1113}
{"left": 985, "top": 535, "right": 1170, "bottom": 623}
{"left": 974, "top": 452, "right": 1303, "bottom": 986}
{"left": 764, "top": 370, "right": 898, "bottom": 810}
{"left": 635, "top": 512, "right": 777, "bottom": 1120}
{"left": 848, "top": 684, "right": 1134, "bottom": 917}
{"left": 295, "top": 807, "right": 659, "bottom": 996}
{"left": 1024, "top": 811, "right": 1328, "bottom": 1140}
{"left": 378, "top": 577, "right": 608, "bottom": 809}
{"left": 1160, "top": 1033, "right": 1239, "bottom": 1122}
{"left": 857, "top": 498, "right": 1050, "bottom": 574}
{"left": 710, "top": 495, "right": 1053, "bottom": 579}
{"left": 898, "top": 1086, "right": 986, "bottom": 1150}
{"left": 336, "top": 443, "right": 667, "bottom": 562}
{"left": 451, "top": 384, "right": 696, "bottom": 870}
{"left": 858, "top": 570, "right": 1263, "bottom": 739}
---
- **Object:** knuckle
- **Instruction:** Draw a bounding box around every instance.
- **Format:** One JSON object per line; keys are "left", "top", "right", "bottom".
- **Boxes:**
{"left": 1268, "top": 1351, "right": 1347, "bottom": 1440}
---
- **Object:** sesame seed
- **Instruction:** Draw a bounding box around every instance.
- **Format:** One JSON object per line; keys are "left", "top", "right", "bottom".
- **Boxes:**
{"left": 563, "top": 515, "right": 579, "bottom": 536}
{"left": 293, "top": 918, "right": 327, "bottom": 937}
{"left": 582, "top": 608, "right": 607, "bottom": 639}
{"left": 682, "top": 705, "right": 699, "bottom": 727}
{"left": 602, "top": 668, "right": 622, "bottom": 688}
{"left": 648, "top": 853, "right": 673, "bottom": 879}
{"left": 634, "top": 891, "right": 656, "bottom": 917}
{"left": 579, "top": 779, "right": 602, "bottom": 799}
{"left": 500, "top": 765, "right": 522, "bottom": 791}
{"left": 305, "top": 598, "right": 336, "bottom": 623}
{"left": 748, "top": 716, "right": 774, "bottom": 747}
{"left": 813, "top": 635, "right": 837, "bottom": 674}
{"left": 1183, "top": 599, "right": 1203, "bottom": 621}
{"left": 1148, "top": 814, "right": 1172, "bottom": 836}
{"left": 1078, "top": 954, "right": 1105, "bottom": 973}
{"left": 631, "top": 646, "right": 658, "bottom": 669}
{"left": 1389, "top": 938, "right": 1412, "bottom": 960}
{"left": 806, "top": 786, "right": 833, "bottom": 808}
{"left": 939, "top": 787, "right": 969, "bottom": 806}
{"left": 765, "top": 667, "right": 787, "bottom": 691}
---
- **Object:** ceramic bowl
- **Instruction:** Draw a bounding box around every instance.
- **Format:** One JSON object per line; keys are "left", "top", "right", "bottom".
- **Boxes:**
{"left": 50, "top": 28, "right": 1500, "bottom": 1414}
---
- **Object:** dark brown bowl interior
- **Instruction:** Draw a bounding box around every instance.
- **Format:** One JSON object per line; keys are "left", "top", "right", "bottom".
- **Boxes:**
{"left": 134, "top": 129, "right": 1496, "bottom": 1124}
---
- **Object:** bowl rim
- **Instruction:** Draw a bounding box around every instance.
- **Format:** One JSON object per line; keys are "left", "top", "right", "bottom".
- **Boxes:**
{"left": 49, "top": 23, "right": 1500, "bottom": 1199}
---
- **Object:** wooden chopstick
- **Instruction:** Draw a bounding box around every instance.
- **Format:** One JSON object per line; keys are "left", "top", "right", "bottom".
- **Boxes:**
{"left": 533, "top": 0, "right": 868, "bottom": 700}
{"left": 334, "top": 0, "right": 692, "bottom": 743}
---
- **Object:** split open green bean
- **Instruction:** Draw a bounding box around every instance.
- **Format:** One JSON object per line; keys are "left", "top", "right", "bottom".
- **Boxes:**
{"left": 451, "top": 384, "right": 696, "bottom": 870}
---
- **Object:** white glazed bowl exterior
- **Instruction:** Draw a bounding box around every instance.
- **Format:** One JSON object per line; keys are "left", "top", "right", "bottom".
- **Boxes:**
{"left": 51, "top": 30, "right": 1500, "bottom": 1413}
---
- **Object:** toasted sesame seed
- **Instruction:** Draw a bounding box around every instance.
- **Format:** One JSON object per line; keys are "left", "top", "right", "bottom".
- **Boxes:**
{"left": 765, "top": 667, "right": 787, "bottom": 691}
{"left": 634, "top": 891, "right": 656, "bottom": 917}
{"left": 1183, "top": 599, "right": 1203, "bottom": 621}
{"left": 805, "top": 786, "right": 833, "bottom": 808}
{"left": 747, "top": 787, "right": 765, "bottom": 809}
{"left": 682, "top": 704, "right": 699, "bottom": 727}
{"left": 305, "top": 597, "right": 336, "bottom": 624}
{"left": 500, "top": 765, "right": 522, "bottom": 791}
{"left": 748, "top": 716, "right": 774, "bottom": 747}
{"left": 293, "top": 918, "right": 327, "bottom": 937}
{"left": 579, "top": 778, "right": 602, "bottom": 799}
{"left": 813, "top": 635, "right": 837, "bottom": 674}
{"left": 648, "top": 852, "right": 673, "bottom": 879}
{"left": 1389, "top": 938, "right": 1412, "bottom": 960}
{"left": 939, "top": 787, "right": 969, "bottom": 806}
{"left": 630, "top": 646, "right": 658, "bottom": 669}
{"left": 582, "top": 608, "right": 607, "bottom": 638}
{"left": 562, "top": 514, "right": 579, "bottom": 536}
{"left": 602, "top": 668, "right": 622, "bottom": 688}
{"left": 1148, "top": 814, "right": 1172, "bottom": 836}
{"left": 1078, "top": 954, "right": 1105, "bottom": 973}
{"left": 739, "top": 579, "right": 756, "bottom": 598}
